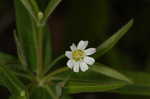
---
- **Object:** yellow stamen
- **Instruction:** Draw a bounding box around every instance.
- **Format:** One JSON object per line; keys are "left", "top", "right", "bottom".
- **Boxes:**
{"left": 72, "top": 49, "right": 85, "bottom": 61}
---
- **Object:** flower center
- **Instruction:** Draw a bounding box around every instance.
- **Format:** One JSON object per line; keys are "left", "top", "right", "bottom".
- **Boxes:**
{"left": 72, "top": 49, "right": 85, "bottom": 61}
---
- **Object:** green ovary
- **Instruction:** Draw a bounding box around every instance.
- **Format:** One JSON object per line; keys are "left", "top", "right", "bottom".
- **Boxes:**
{"left": 72, "top": 49, "right": 85, "bottom": 61}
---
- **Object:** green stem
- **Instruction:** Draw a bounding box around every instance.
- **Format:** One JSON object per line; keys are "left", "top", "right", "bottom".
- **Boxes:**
{"left": 36, "top": 24, "right": 44, "bottom": 79}
{"left": 31, "top": 13, "right": 44, "bottom": 80}
{"left": 41, "top": 67, "right": 69, "bottom": 84}
{"left": 42, "top": 0, "right": 61, "bottom": 24}
{"left": 44, "top": 54, "right": 65, "bottom": 74}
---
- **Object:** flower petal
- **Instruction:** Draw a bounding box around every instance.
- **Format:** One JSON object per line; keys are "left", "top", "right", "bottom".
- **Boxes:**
{"left": 67, "top": 60, "right": 74, "bottom": 69}
{"left": 65, "top": 51, "right": 72, "bottom": 59}
{"left": 80, "top": 62, "right": 89, "bottom": 72}
{"left": 85, "top": 48, "right": 96, "bottom": 55}
{"left": 84, "top": 56, "right": 95, "bottom": 65}
{"left": 73, "top": 62, "right": 80, "bottom": 72}
{"left": 77, "top": 40, "right": 88, "bottom": 50}
{"left": 70, "top": 43, "right": 77, "bottom": 51}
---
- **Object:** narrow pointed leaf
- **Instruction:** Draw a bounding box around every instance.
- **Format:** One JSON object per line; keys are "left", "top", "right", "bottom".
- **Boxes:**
{"left": 94, "top": 19, "right": 133, "bottom": 59}
{"left": 0, "top": 52, "right": 17, "bottom": 65}
{"left": 43, "top": 0, "right": 61, "bottom": 22}
{"left": 19, "top": 0, "right": 38, "bottom": 22}
{"left": 91, "top": 63, "right": 132, "bottom": 83}
{"left": 14, "top": 33, "right": 27, "bottom": 68}
{"left": 0, "top": 66, "right": 25, "bottom": 96}
{"left": 111, "top": 71, "right": 150, "bottom": 96}
{"left": 15, "top": 0, "right": 37, "bottom": 71}
{"left": 47, "top": 67, "right": 128, "bottom": 94}
{"left": 15, "top": 0, "right": 52, "bottom": 72}
{"left": 65, "top": 81, "right": 127, "bottom": 94}
{"left": 29, "top": 0, "right": 40, "bottom": 13}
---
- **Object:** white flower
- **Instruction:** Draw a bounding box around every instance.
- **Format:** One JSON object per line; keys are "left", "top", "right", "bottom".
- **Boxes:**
{"left": 65, "top": 40, "right": 96, "bottom": 72}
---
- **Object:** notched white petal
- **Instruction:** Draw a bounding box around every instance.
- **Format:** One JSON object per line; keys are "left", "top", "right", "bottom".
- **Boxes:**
{"left": 65, "top": 51, "right": 72, "bottom": 59}
{"left": 67, "top": 60, "right": 74, "bottom": 69}
{"left": 85, "top": 48, "right": 96, "bottom": 55}
{"left": 84, "top": 56, "right": 95, "bottom": 65}
{"left": 70, "top": 43, "right": 77, "bottom": 51}
{"left": 77, "top": 40, "right": 88, "bottom": 50}
{"left": 80, "top": 62, "right": 89, "bottom": 72}
{"left": 73, "top": 62, "right": 80, "bottom": 72}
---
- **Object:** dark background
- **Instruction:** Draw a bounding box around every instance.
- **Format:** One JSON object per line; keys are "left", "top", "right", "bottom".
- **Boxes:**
{"left": 0, "top": 0, "right": 150, "bottom": 98}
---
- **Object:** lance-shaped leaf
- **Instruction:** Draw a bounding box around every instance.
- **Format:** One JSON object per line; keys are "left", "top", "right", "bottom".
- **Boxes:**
{"left": 15, "top": 0, "right": 37, "bottom": 71}
{"left": 17, "top": 0, "right": 37, "bottom": 21}
{"left": 46, "top": 67, "right": 128, "bottom": 94}
{"left": 0, "top": 52, "right": 18, "bottom": 65}
{"left": 94, "top": 19, "right": 133, "bottom": 59}
{"left": 14, "top": 32, "right": 27, "bottom": 69}
{"left": 91, "top": 63, "right": 132, "bottom": 83}
{"left": 15, "top": 0, "right": 52, "bottom": 72}
{"left": 65, "top": 81, "right": 127, "bottom": 94}
{"left": 0, "top": 66, "right": 25, "bottom": 96}
{"left": 43, "top": 0, "right": 62, "bottom": 22}
{"left": 111, "top": 71, "right": 150, "bottom": 96}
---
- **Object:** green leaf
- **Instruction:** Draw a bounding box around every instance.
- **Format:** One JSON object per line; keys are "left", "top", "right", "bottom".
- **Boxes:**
{"left": 0, "top": 52, "right": 17, "bottom": 65}
{"left": 30, "top": 86, "right": 60, "bottom": 99}
{"left": 18, "top": 0, "right": 40, "bottom": 23}
{"left": 15, "top": 0, "right": 37, "bottom": 71}
{"left": 43, "top": 0, "right": 61, "bottom": 22}
{"left": 14, "top": 32, "right": 27, "bottom": 68}
{"left": 15, "top": 0, "right": 53, "bottom": 73}
{"left": 91, "top": 63, "right": 132, "bottom": 83}
{"left": 29, "top": 0, "right": 40, "bottom": 14}
{"left": 48, "top": 67, "right": 128, "bottom": 94}
{"left": 17, "top": 0, "right": 37, "bottom": 20}
{"left": 94, "top": 19, "right": 133, "bottom": 59}
{"left": 111, "top": 71, "right": 150, "bottom": 96}
{"left": 65, "top": 80, "right": 127, "bottom": 94}
{"left": 0, "top": 66, "right": 25, "bottom": 96}
{"left": 5, "top": 63, "right": 34, "bottom": 81}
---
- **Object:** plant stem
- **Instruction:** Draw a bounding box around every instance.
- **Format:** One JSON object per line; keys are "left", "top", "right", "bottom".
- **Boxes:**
{"left": 36, "top": 24, "right": 44, "bottom": 79}
{"left": 41, "top": 67, "right": 69, "bottom": 85}
{"left": 44, "top": 54, "right": 65, "bottom": 74}
{"left": 43, "top": 0, "right": 61, "bottom": 24}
